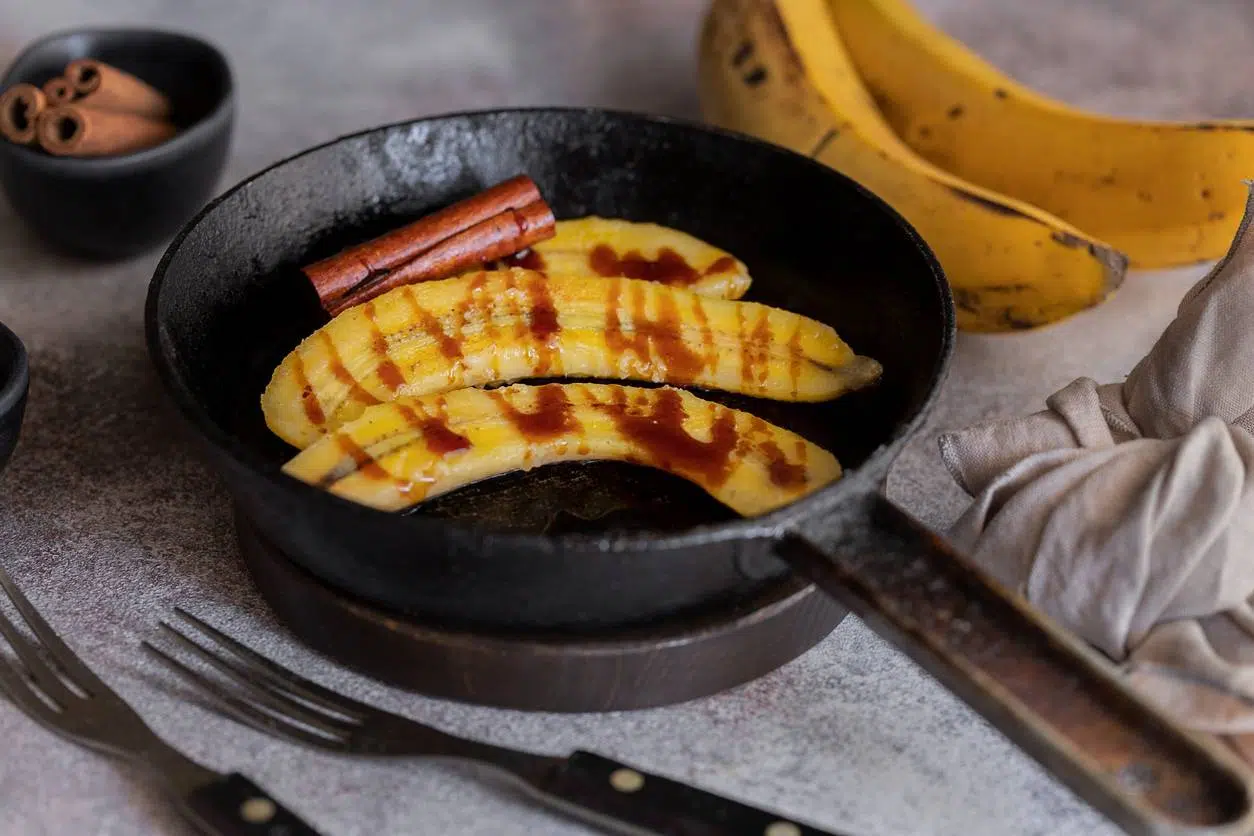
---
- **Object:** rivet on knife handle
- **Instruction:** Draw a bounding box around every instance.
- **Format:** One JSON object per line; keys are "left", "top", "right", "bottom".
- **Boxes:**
{"left": 184, "top": 773, "right": 325, "bottom": 836}
{"left": 773, "top": 496, "right": 1254, "bottom": 836}
{"left": 534, "top": 750, "right": 851, "bottom": 836}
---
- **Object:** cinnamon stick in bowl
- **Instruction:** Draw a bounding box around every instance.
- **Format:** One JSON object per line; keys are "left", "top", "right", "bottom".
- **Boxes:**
{"left": 304, "top": 174, "right": 556, "bottom": 313}
{"left": 42, "top": 76, "right": 75, "bottom": 105}
{"left": 0, "top": 84, "right": 46, "bottom": 145}
{"left": 66, "top": 58, "right": 170, "bottom": 119}
{"left": 36, "top": 104, "right": 176, "bottom": 157}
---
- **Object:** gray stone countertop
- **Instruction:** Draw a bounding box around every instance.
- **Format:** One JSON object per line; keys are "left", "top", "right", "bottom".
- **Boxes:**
{"left": 1, "top": 0, "right": 1251, "bottom": 833}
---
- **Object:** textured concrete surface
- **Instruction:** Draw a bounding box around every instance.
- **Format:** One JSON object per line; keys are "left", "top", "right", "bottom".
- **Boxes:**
{"left": 0, "top": 1, "right": 1250, "bottom": 834}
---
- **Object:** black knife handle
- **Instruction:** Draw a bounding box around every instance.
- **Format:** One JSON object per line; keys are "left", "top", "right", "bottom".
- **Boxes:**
{"left": 183, "top": 773, "right": 324, "bottom": 836}
{"left": 536, "top": 750, "right": 849, "bottom": 836}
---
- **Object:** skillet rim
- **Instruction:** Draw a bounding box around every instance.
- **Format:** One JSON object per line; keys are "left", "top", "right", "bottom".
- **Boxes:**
{"left": 144, "top": 105, "right": 955, "bottom": 552}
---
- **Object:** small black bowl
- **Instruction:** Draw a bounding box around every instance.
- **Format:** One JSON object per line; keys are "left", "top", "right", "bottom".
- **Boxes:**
{"left": 0, "top": 28, "right": 235, "bottom": 260}
{"left": 0, "top": 322, "right": 28, "bottom": 475}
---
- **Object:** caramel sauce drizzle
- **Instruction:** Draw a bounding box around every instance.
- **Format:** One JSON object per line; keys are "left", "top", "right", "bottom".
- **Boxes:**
{"left": 787, "top": 324, "right": 804, "bottom": 398}
{"left": 453, "top": 273, "right": 488, "bottom": 336}
{"left": 761, "top": 439, "right": 808, "bottom": 489}
{"left": 597, "top": 388, "right": 739, "bottom": 489}
{"left": 326, "top": 433, "right": 390, "bottom": 485}
{"left": 589, "top": 245, "right": 735, "bottom": 288}
{"left": 644, "top": 290, "right": 706, "bottom": 384}
{"left": 291, "top": 353, "right": 326, "bottom": 428}
{"left": 402, "top": 287, "right": 462, "bottom": 361}
{"left": 503, "top": 270, "right": 528, "bottom": 342}
{"left": 524, "top": 271, "right": 562, "bottom": 376}
{"left": 601, "top": 278, "right": 707, "bottom": 384}
{"left": 491, "top": 384, "right": 583, "bottom": 441}
{"left": 736, "top": 305, "right": 751, "bottom": 387}
{"left": 319, "top": 331, "right": 380, "bottom": 408}
{"left": 500, "top": 249, "right": 546, "bottom": 272}
{"left": 690, "top": 295, "right": 717, "bottom": 373}
{"left": 363, "top": 301, "right": 406, "bottom": 393}
{"left": 395, "top": 400, "right": 470, "bottom": 456}
{"left": 746, "top": 308, "right": 774, "bottom": 388}
{"left": 453, "top": 272, "right": 500, "bottom": 378}
{"left": 794, "top": 436, "right": 809, "bottom": 469}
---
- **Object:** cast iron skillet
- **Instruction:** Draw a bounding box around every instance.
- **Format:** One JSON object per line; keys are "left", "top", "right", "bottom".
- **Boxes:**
{"left": 146, "top": 108, "right": 1254, "bottom": 836}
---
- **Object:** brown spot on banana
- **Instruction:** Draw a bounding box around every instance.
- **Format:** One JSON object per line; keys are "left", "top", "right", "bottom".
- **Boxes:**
{"left": 1050, "top": 230, "right": 1089, "bottom": 249}
{"left": 950, "top": 288, "right": 981, "bottom": 314}
{"left": 743, "top": 66, "right": 768, "bottom": 86}
{"left": 758, "top": 0, "right": 808, "bottom": 77}
{"left": 808, "top": 129, "right": 839, "bottom": 158}
{"left": 945, "top": 185, "right": 1032, "bottom": 219}
{"left": 977, "top": 283, "right": 1034, "bottom": 293}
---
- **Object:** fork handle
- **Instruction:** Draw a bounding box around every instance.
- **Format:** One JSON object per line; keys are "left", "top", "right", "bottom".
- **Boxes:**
{"left": 536, "top": 751, "right": 849, "bottom": 836}
{"left": 183, "top": 773, "right": 325, "bottom": 836}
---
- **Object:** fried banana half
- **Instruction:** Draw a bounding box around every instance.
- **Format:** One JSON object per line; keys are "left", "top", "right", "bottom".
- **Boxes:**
{"left": 262, "top": 268, "right": 881, "bottom": 449}
{"left": 283, "top": 382, "right": 840, "bottom": 517}
{"left": 499, "top": 216, "right": 753, "bottom": 300}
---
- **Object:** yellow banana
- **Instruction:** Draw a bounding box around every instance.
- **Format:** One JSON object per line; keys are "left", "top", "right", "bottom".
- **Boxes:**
{"left": 493, "top": 216, "right": 752, "bottom": 300}
{"left": 831, "top": 0, "right": 1254, "bottom": 267}
{"left": 262, "top": 268, "right": 880, "bottom": 449}
{"left": 697, "top": 0, "right": 1127, "bottom": 332}
{"left": 282, "top": 382, "right": 841, "bottom": 517}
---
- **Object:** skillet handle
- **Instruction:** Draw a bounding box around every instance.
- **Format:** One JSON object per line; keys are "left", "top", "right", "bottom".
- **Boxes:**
{"left": 773, "top": 495, "right": 1254, "bottom": 836}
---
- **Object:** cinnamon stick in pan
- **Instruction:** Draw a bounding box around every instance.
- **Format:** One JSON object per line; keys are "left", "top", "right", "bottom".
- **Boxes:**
{"left": 0, "top": 84, "right": 47, "bottom": 145}
{"left": 325, "top": 199, "right": 556, "bottom": 315}
{"left": 36, "top": 104, "right": 175, "bottom": 157}
{"left": 65, "top": 59, "right": 170, "bottom": 119}
{"left": 42, "top": 76, "right": 75, "bottom": 106}
{"left": 304, "top": 174, "right": 554, "bottom": 311}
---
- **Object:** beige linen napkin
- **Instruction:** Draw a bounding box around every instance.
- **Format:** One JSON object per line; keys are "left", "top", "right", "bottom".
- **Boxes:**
{"left": 940, "top": 184, "right": 1254, "bottom": 761}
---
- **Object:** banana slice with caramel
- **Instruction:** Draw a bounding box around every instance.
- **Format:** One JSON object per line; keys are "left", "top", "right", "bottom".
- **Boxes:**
{"left": 496, "top": 216, "right": 753, "bottom": 300}
{"left": 283, "top": 382, "right": 841, "bottom": 517}
{"left": 262, "top": 268, "right": 881, "bottom": 449}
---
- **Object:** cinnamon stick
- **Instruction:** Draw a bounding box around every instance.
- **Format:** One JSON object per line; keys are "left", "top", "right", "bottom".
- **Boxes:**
{"left": 326, "top": 200, "right": 556, "bottom": 315}
{"left": 304, "top": 174, "right": 549, "bottom": 309}
{"left": 65, "top": 59, "right": 170, "bottom": 119}
{"left": 36, "top": 104, "right": 176, "bottom": 157}
{"left": 42, "top": 76, "right": 75, "bottom": 105}
{"left": 0, "top": 84, "right": 47, "bottom": 145}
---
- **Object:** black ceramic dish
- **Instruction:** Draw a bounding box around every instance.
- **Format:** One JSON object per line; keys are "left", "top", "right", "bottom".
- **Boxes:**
{"left": 0, "top": 28, "right": 234, "bottom": 259}
{"left": 0, "top": 321, "right": 28, "bottom": 475}
{"left": 147, "top": 109, "right": 1254, "bottom": 835}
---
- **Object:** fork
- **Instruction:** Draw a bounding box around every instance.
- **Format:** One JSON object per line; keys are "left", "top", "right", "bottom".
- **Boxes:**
{"left": 146, "top": 607, "right": 855, "bottom": 836}
{"left": 0, "top": 565, "right": 323, "bottom": 835}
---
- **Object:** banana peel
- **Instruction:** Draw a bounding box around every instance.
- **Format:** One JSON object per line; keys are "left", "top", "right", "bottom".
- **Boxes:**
{"left": 283, "top": 382, "right": 842, "bottom": 517}
{"left": 697, "top": 0, "right": 1128, "bottom": 332}
{"left": 262, "top": 268, "right": 881, "bottom": 449}
{"left": 832, "top": 0, "right": 1254, "bottom": 267}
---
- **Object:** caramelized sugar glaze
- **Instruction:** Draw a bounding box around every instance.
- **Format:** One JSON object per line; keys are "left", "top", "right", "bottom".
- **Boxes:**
{"left": 284, "top": 382, "right": 837, "bottom": 517}
{"left": 262, "top": 268, "right": 878, "bottom": 451}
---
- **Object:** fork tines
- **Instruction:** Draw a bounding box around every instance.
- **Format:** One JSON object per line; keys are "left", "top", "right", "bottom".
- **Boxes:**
{"left": 143, "top": 608, "right": 365, "bottom": 750}
{"left": 0, "top": 563, "right": 107, "bottom": 724}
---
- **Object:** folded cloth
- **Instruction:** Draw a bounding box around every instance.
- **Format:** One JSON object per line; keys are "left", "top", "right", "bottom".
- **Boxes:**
{"left": 939, "top": 184, "right": 1254, "bottom": 759}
